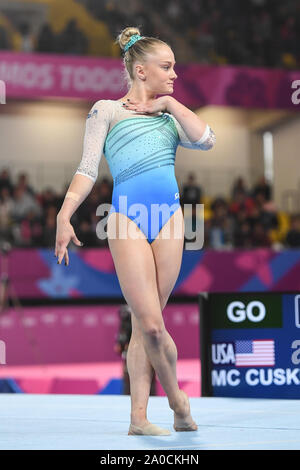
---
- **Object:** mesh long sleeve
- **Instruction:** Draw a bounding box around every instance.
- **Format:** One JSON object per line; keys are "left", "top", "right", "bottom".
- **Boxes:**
{"left": 170, "top": 114, "right": 216, "bottom": 150}
{"left": 75, "top": 100, "right": 113, "bottom": 183}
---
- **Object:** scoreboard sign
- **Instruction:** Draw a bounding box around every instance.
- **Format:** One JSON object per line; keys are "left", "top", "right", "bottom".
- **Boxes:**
{"left": 199, "top": 292, "right": 300, "bottom": 398}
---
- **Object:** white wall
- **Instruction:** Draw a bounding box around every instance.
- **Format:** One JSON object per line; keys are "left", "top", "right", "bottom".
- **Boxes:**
{"left": 272, "top": 115, "right": 300, "bottom": 212}
{"left": 0, "top": 99, "right": 98, "bottom": 193}
{"left": 175, "top": 106, "right": 252, "bottom": 197}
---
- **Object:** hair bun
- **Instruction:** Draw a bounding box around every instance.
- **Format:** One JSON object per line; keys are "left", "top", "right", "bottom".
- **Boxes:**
{"left": 116, "top": 26, "right": 141, "bottom": 52}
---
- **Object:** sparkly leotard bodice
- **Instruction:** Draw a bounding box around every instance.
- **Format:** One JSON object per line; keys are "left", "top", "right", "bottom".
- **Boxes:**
{"left": 75, "top": 99, "right": 216, "bottom": 243}
{"left": 103, "top": 112, "right": 178, "bottom": 187}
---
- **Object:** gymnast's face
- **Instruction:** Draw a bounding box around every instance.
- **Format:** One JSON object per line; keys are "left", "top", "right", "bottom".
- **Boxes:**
{"left": 136, "top": 46, "right": 177, "bottom": 95}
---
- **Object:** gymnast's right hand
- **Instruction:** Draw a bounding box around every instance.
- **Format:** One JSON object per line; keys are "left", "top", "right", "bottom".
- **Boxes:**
{"left": 55, "top": 215, "right": 83, "bottom": 266}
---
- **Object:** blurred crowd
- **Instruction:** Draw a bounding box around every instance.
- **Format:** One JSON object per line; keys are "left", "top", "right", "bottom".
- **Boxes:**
{"left": 0, "top": 0, "right": 299, "bottom": 69}
{"left": 0, "top": 19, "right": 89, "bottom": 56}
{"left": 1, "top": 167, "right": 300, "bottom": 251}
{"left": 152, "top": 0, "right": 300, "bottom": 68}
{"left": 0, "top": 168, "right": 110, "bottom": 249}
{"left": 181, "top": 174, "right": 292, "bottom": 250}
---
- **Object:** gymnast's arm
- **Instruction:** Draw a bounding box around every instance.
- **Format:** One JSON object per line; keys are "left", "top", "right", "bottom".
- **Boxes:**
{"left": 55, "top": 100, "right": 111, "bottom": 263}
{"left": 166, "top": 96, "right": 216, "bottom": 150}
{"left": 57, "top": 100, "right": 111, "bottom": 220}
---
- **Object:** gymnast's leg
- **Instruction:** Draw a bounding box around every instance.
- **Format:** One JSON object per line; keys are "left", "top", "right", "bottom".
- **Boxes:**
{"left": 126, "top": 286, "right": 174, "bottom": 426}
{"left": 150, "top": 207, "right": 197, "bottom": 432}
{"left": 107, "top": 210, "right": 197, "bottom": 434}
{"left": 126, "top": 312, "right": 155, "bottom": 426}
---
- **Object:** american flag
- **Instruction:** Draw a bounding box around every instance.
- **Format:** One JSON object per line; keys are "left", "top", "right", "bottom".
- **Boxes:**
{"left": 235, "top": 339, "right": 275, "bottom": 367}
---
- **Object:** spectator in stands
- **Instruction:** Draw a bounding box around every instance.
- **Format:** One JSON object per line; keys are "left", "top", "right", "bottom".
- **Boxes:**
{"left": 166, "top": 1, "right": 182, "bottom": 28}
{"left": 98, "top": 177, "right": 113, "bottom": 204}
{"left": 251, "top": 220, "right": 271, "bottom": 247}
{"left": 280, "top": 16, "right": 297, "bottom": 59}
{"left": 76, "top": 217, "right": 99, "bottom": 247}
{"left": 56, "top": 19, "right": 88, "bottom": 56}
{"left": 229, "top": 188, "right": 255, "bottom": 218}
{"left": 36, "top": 23, "right": 56, "bottom": 54}
{"left": 11, "top": 186, "right": 42, "bottom": 222}
{"left": 0, "top": 168, "right": 14, "bottom": 196}
{"left": 285, "top": 213, "right": 300, "bottom": 248}
{"left": 94, "top": 178, "right": 112, "bottom": 246}
{"left": 42, "top": 206, "right": 58, "bottom": 247}
{"left": 232, "top": 208, "right": 253, "bottom": 248}
{"left": 18, "top": 22, "right": 34, "bottom": 53}
{"left": 17, "top": 209, "right": 43, "bottom": 247}
{"left": 206, "top": 197, "right": 234, "bottom": 248}
{"left": 181, "top": 173, "right": 202, "bottom": 208}
{"left": 253, "top": 190, "right": 278, "bottom": 231}
{"left": 231, "top": 176, "right": 249, "bottom": 199}
{"left": 74, "top": 177, "right": 112, "bottom": 246}
{"left": 16, "top": 172, "right": 35, "bottom": 196}
{"left": 30, "top": 216, "right": 44, "bottom": 246}
{"left": 252, "top": 175, "right": 272, "bottom": 201}
{"left": 193, "top": 20, "right": 215, "bottom": 64}
{"left": 0, "top": 187, "right": 14, "bottom": 243}
{"left": 0, "top": 24, "right": 10, "bottom": 50}
{"left": 38, "top": 187, "right": 60, "bottom": 212}
{"left": 77, "top": 186, "right": 100, "bottom": 223}
{"left": 222, "top": 29, "right": 250, "bottom": 65}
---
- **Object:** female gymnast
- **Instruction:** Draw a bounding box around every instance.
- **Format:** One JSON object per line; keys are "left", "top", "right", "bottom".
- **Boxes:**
{"left": 55, "top": 27, "right": 216, "bottom": 436}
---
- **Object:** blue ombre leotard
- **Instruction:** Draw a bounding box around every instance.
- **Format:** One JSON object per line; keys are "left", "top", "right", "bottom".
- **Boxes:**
{"left": 75, "top": 100, "right": 216, "bottom": 244}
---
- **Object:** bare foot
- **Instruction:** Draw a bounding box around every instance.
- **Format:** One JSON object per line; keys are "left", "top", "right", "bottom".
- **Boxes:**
{"left": 173, "top": 390, "right": 198, "bottom": 432}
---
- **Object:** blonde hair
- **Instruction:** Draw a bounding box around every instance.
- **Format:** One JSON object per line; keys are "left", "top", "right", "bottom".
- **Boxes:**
{"left": 115, "top": 26, "right": 170, "bottom": 90}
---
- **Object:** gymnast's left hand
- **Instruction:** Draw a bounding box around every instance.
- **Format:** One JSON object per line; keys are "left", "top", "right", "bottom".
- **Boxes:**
{"left": 122, "top": 96, "right": 169, "bottom": 114}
